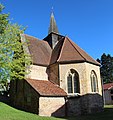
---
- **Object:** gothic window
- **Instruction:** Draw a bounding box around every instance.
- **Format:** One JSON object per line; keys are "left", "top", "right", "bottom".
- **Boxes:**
{"left": 90, "top": 70, "right": 98, "bottom": 92}
{"left": 67, "top": 69, "right": 80, "bottom": 94}
{"left": 67, "top": 74, "right": 73, "bottom": 93}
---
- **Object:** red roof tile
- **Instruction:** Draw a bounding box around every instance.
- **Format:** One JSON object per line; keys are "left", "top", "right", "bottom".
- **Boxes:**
{"left": 24, "top": 34, "right": 52, "bottom": 66}
{"left": 103, "top": 83, "right": 113, "bottom": 90}
{"left": 26, "top": 79, "right": 67, "bottom": 96}
{"left": 50, "top": 37, "right": 100, "bottom": 66}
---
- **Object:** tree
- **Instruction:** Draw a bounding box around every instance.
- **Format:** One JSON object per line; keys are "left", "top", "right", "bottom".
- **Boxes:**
{"left": 0, "top": 4, "right": 9, "bottom": 34}
{"left": 0, "top": 4, "right": 31, "bottom": 94}
{"left": 97, "top": 53, "right": 113, "bottom": 84}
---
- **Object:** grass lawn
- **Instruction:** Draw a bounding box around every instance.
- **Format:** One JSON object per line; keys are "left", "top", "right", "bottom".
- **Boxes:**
{"left": 0, "top": 102, "right": 113, "bottom": 120}
{"left": 0, "top": 102, "right": 63, "bottom": 120}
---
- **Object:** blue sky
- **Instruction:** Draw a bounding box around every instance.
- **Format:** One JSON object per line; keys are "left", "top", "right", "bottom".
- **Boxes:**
{"left": 1, "top": 0, "right": 113, "bottom": 59}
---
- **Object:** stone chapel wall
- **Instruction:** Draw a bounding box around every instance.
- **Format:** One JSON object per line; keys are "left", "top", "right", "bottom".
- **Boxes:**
{"left": 59, "top": 62, "right": 103, "bottom": 115}
{"left": 59, "top": 62, "right": 87, "bottom": 94}
{"left": 39, "top": 97, "right": 66, "bottom": 117}
{"left": 27, "top": 65, "right": 48, "bottom": 80}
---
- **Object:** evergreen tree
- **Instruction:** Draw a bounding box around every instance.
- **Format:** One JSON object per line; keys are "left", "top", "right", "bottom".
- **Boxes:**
{"left": 97, "top": 53, "right": 113, "bottom": 84}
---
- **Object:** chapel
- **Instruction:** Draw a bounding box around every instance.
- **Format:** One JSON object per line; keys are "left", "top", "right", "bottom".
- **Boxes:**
{"left": 10, "top": 12, "right": 103, "bottom": 117}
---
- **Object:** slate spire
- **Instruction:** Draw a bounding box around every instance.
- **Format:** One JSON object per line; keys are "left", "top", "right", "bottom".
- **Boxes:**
{"left": 48, "top": 11, "right": 59, "bottom": 34}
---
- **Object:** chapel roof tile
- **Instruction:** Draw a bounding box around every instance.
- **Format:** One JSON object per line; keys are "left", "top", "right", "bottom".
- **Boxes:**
{"left": 50, "top": 37, "right": 100, "bottom": 66}
{"left": 26, "top": 79, "right": 67, "bottom": 96}
{"left": 24, "top": 34, "right": 52, "bottom": 66}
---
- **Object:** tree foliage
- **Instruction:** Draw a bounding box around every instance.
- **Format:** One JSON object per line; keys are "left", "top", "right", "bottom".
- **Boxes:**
{"left": 0, "top": 4, "right": 9, "bottom": 34}
{"left": 97, "top": 53, "right": 113, "bottom": 84}
{"left": 0, "top": 4, "right": 31, "bottom": 90}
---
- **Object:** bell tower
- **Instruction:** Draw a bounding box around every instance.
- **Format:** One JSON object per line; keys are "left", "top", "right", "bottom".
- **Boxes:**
{"left": 44, "top": 12, "right": 64, "bottom": 49}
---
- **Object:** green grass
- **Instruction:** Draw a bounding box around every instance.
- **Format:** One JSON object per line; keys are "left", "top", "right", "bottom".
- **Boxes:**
{"left": 0, "top": 102, "right": 63, "bottom": 120}
{"left": 0, "top": 102, "right": 113, "bottom": 120}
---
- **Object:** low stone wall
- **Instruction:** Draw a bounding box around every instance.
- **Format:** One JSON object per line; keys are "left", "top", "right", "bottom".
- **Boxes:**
{"left": 67, "top": 97, "right": 81, "bottom": 116}
{"left": 87, "top": 94, "right": 104, "bottom": 113}
{"left": 67, "top": 93, "right": 104, "bottom": 116}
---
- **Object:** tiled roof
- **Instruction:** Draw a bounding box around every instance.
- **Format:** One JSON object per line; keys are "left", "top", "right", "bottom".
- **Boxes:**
{"left": 50, "top": 37, "right": 100, "bottom": 66}
{"left": 24, "top": 34, "right": 52, "bottom": 66}
{"left": 26, "top": 79, "right": 67, "bottom": 96}
{"left": 103, "top": 83, "right": 113, "bottom": 90}
{"left": 22, "top": 34, "right": 99, "bottom": 66}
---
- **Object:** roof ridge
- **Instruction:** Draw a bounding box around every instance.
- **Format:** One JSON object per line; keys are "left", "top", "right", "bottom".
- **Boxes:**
{"left": 57, "top": 37, "right": 65, "bottom": 62}
{"left": 23, "top": 34, "right": 41, "bottom": 41}
{"left": 24, "top": 34, "right": 50, "bottom": 44}
{"left": 66, "top": 37, "right": 87, "bottom": 61}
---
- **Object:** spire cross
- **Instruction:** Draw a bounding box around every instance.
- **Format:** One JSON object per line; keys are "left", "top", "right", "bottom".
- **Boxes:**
{"left": 51, "top": 6, "right": 54, "bottom": 13}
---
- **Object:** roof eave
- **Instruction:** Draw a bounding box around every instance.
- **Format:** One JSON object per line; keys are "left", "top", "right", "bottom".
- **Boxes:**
{"left": 57, "top": 60, "right": 100, "bottom": 66}
{"left": 33, "top": 63, "right": 49, "bottom": 67}
{"left": 40, "top": 94, "right": 67, "bottom": 97}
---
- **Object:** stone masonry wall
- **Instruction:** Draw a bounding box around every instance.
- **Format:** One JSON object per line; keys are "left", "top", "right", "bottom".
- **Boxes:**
{"left": 10, "top": 80, "right": 24, "bottom": 108}
{"left": 27, "top": 65, "right": 48, "bottom": 80}
{"left": 59, "top": 62, "right": 102, "bottom": 95}
{"left": 67, "top": 94, "right": 103, "bottom": 116}
{"left": 10, "top": 80, "right": 39, "bottom": 114}
{"left": 59, "top": 62, "right": 87, "bottom": 94}
{"left": 59, "top": 62, "right": 103, "bottom": 116}
{"left": 67, "top": 97, "right": 81, "bottom": 116}
{"left": 24, "top": 81, "right": 39, "bottom": 114}
{"left": 39, "top": 97, "right": 66, "bottom": 117}
{"left": 81, "top": 94, "right": 103, "bottom": 114}
{"left": 85, "top": 63, "right": 102, "bottom": 95}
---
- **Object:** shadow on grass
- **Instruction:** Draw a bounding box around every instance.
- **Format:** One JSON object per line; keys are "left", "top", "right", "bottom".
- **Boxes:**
{"left": 65, "top": 106, "right": 113, "bottom": 120}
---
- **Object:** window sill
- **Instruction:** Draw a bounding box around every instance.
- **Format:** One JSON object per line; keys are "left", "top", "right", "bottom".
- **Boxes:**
{"left": 67, "top": 93, "right": 81, "bottom": 98}
{"left": 90, "top": 92, "right": 99, "bottom": 94}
